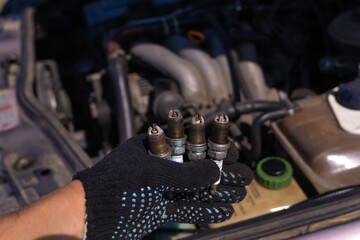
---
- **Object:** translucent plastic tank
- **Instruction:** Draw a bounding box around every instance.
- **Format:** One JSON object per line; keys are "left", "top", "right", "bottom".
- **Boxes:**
{"left": 273, "top": 94, "right": 360, "bottom": 193}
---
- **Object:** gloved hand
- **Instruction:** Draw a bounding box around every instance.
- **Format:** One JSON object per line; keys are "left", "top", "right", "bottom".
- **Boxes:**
{"left": 74, "top": 134, "right": 252, "bottom": 240}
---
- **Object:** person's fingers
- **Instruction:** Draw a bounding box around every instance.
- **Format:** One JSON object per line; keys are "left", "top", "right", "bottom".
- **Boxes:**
{"left": 171, "top": 192, "right": 198, "bottom": 201}
{"left": 166, "top": 200, "right": 234, "bottom": 224}
{"left": 152, "top": 159, "right": 220, "bottom": 193}
{"left": 223, "top": 142, "right": 239, "bottom": 165}
{"left": 221, "top": 163, "right": 253, "bottom": 186}
{"left": 118, "top": 134, "right": 220, "bottom": 193}
{"left": 199, "top": 185, "right": 247, "bottom": 203}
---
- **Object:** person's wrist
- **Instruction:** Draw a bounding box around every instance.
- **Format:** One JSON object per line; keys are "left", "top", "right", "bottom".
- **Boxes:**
{"left": 68, "top": 180, "right": 86, "bottom": 239}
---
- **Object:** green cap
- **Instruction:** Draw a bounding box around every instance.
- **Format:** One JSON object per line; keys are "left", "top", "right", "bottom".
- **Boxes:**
{"left": 256, "top": 157, "right": 293, "bottom": 189}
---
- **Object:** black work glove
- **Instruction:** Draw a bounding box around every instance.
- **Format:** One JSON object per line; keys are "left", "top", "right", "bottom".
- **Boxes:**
{"left": 74, "top": 134, "right": 252, "bottom": 240}
{"left": 199, "top": 143, "right": 253, "bottom": 204}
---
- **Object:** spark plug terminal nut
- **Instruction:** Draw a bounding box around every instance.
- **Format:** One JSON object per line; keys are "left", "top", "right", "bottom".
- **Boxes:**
{"left": 208, "top": 114, "right": 230, "bottom": 195}
{"left": 166, "top": 109, "right": 187, "bottom": 163}
{"left": 148, "top": 124, "right": 171, "bottom": 160}
{"left": 186, "top": 115, "right": 207, "bottom": 161}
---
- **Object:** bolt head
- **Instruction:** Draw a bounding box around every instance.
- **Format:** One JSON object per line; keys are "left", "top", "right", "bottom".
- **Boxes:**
{"left": 187, "top": 151, "right": 206, "bottom": 161}
{"left": 208, "top": 149, "right": 227, "bottom": 160}
{"left": 170, "top": 146, "right": 186, "bottom": 155}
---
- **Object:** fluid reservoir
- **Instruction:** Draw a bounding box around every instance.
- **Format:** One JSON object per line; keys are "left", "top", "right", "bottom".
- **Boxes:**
{"left": 209, "top": 157, "right": 307, "bottom": 229}
{"left": 272, "top": 89, "right": 360, "bottom": 193}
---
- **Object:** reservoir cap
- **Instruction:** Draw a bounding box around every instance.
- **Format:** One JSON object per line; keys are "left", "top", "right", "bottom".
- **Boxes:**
{"left": 256, "top": 157, "right": 292, "bottom": 189}
{"left": 336, "top": 77, "right": 360, "bottom": 110}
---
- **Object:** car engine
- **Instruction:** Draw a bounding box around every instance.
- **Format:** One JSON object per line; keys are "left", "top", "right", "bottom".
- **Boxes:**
{"left": 0, "top": 0, "right": 360, "bottom": 239}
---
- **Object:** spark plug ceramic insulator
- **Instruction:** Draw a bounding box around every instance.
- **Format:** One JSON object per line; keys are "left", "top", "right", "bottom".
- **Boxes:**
{"left": 186, "top": 115, "right": 206, "bottom": 161}
{"left": 167, "top": 109, "right": 187, "bottom": 163}
{"left": 148, "top": 124, "right": 171, "bottom": 159}
{"left": 208, "top": 114, "right": 230, "bottom": 195}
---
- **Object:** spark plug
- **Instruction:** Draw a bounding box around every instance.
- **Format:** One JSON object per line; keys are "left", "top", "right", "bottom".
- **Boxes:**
{"left": 167, "top": 109, "right": 187, "bottom": 163}
{"left": 186, "top": 114, "right": 206, "bottom": 198}
{"left": 148, "top": 123, "right": 173, "bottom": 199}
{"left": 186, "top": 115, "right": 206, "bottom": 161}
{"left": 208, "top": 114, "right": 230, "bottom": 195}
{"left": 148, "top": 124, "right": 171, "bottom": 159}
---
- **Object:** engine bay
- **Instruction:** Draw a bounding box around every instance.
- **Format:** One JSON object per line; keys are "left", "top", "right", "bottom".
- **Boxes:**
{"left": 0, "top": 0, "right": 360, "bottom": 239}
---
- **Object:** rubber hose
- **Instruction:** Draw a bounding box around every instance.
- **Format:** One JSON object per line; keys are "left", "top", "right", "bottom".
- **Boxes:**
{"left": 108, "top": 50, "right": 136, "bottom": 143}
{"left": 251, "top": 108, "right": 290, "bottom": 167}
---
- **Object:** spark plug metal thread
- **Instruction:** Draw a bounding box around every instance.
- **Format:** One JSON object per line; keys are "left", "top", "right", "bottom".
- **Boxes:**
{"left": 148, "top": 124, "right": 171, "bottom": 159}
{"left": 208, "top": 114, "right": 230, "bottom": 195}
{"left": 166, "top": 109, "right": 187, "bottom": 163}
{"left": 186, "top": 115, "right": 206, "bottom": 161}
